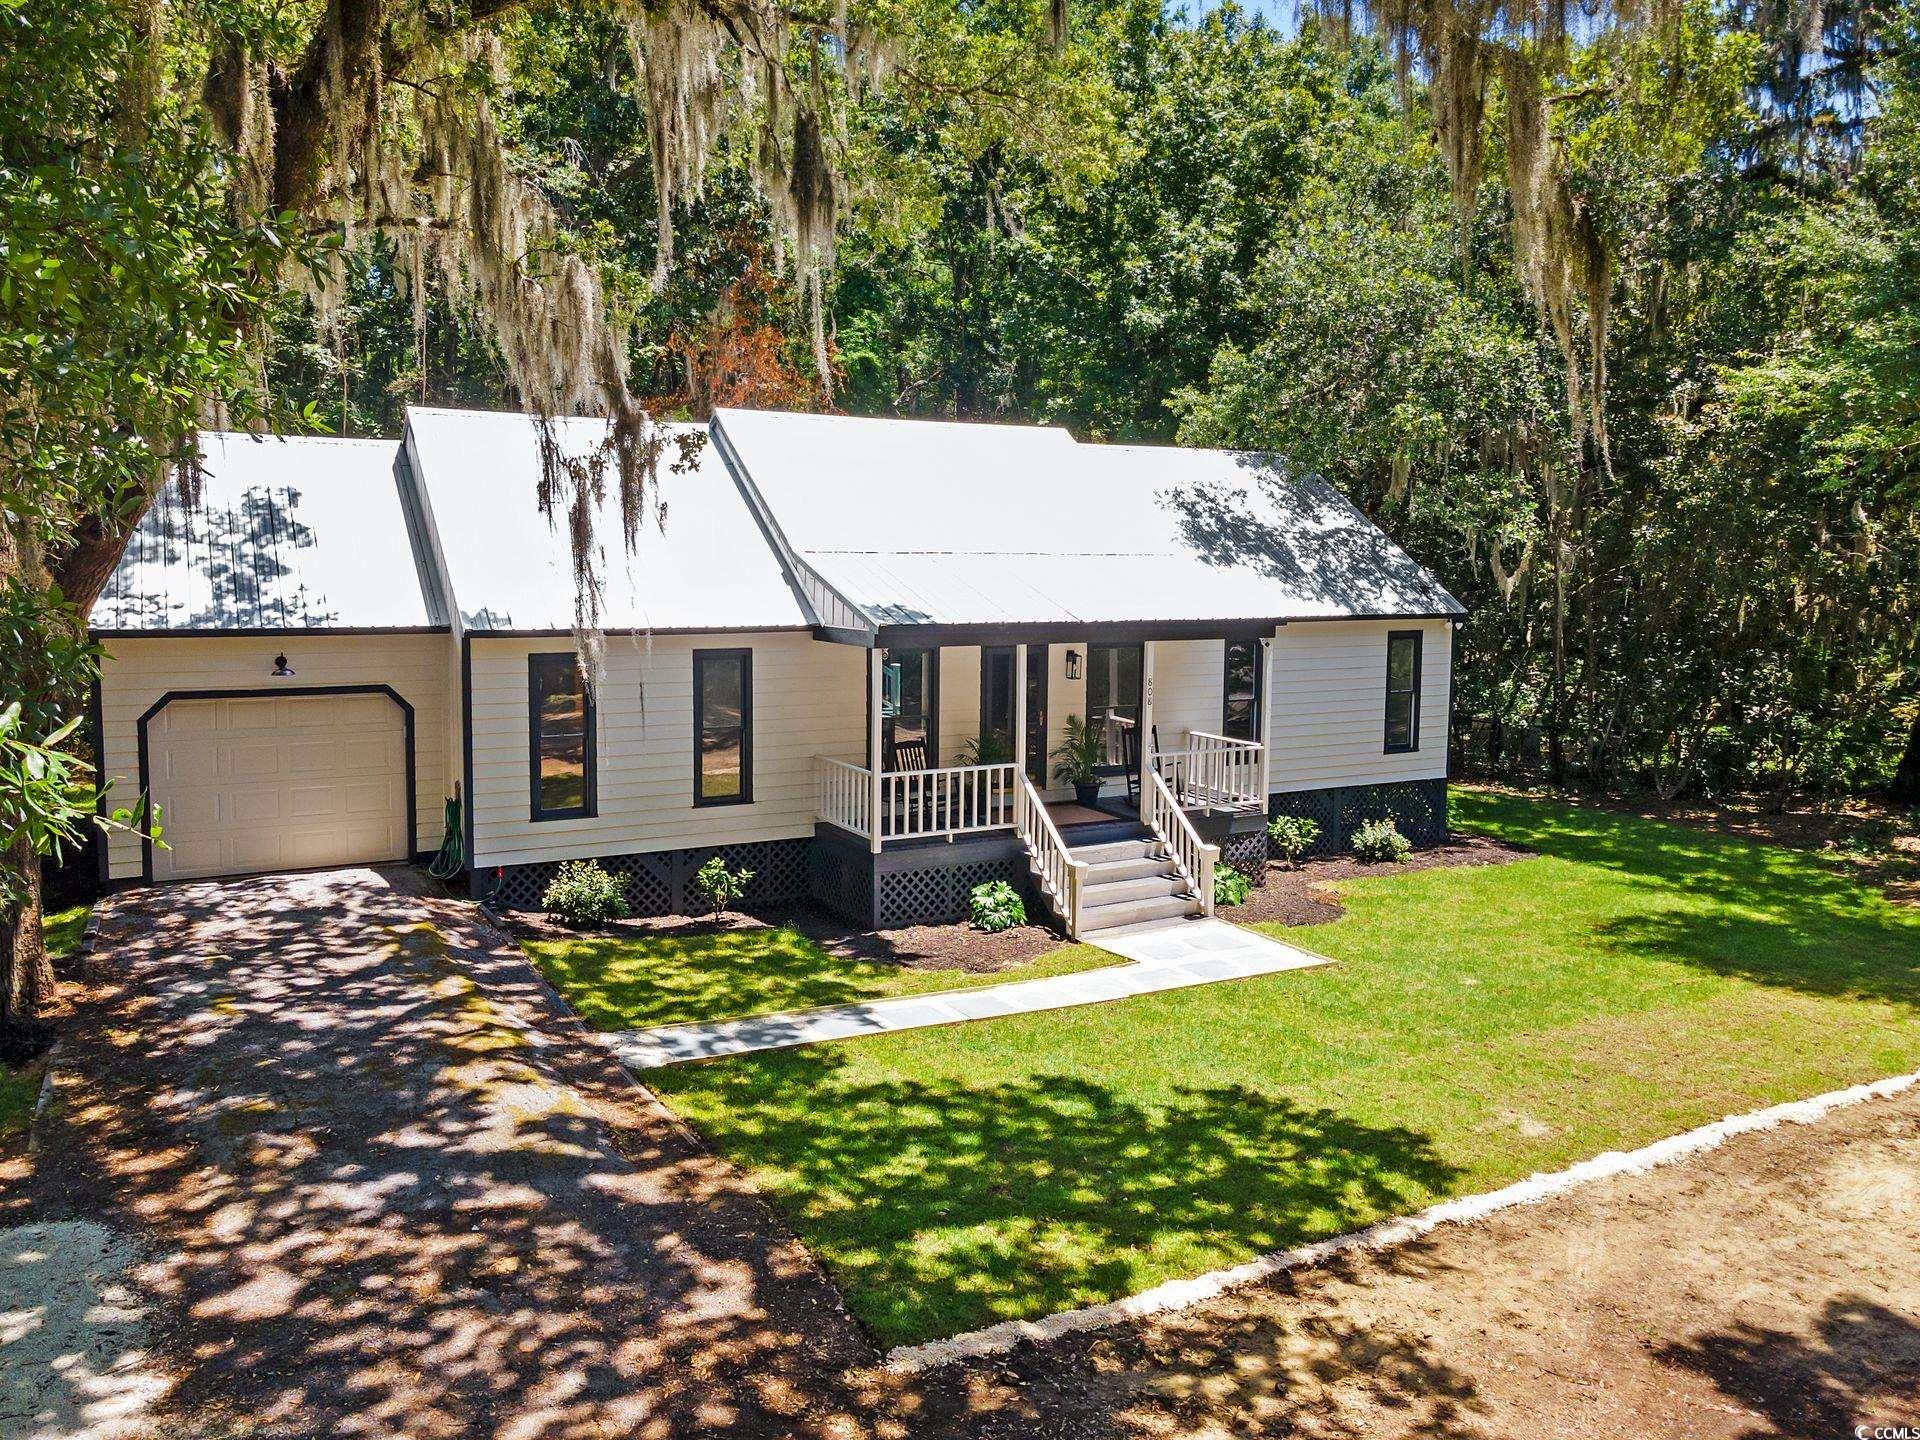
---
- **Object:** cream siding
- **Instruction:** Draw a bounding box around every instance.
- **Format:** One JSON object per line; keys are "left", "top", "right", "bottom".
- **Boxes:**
{"left": 467, "top": 631, "right": 864, "bottom": 868}
{"left": 1147, "top": 638, "right": 1228, "bottom": 750}
{"left": 99, "top": 634, "right": 452, "bottom": 880}
{"left": 1267, "top": 619, "right": 1451, "bottom": 793}
{"left": 936, "top": 646, "right": 982, "bottom": 765}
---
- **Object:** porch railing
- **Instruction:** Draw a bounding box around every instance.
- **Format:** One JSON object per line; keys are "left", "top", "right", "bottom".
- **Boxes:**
{"left": 1143, "top": 763, "right": 1219, "bottom": 917}
{"left": 1156, "top": 730, "right": 1265, "bottom": 811}
{"left": 1017, "top": 772, "right": 1087, "bottom": 938}
{"left": 817, "top": 757, "right": 874, "bottom": 838}
{"left": 815, "top": 756, "right": 1019, "bottom": 843}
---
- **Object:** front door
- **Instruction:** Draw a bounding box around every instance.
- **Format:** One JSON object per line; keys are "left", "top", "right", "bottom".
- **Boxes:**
{"left": 1025, "top": 644, "right": 1048, "bottom": 786}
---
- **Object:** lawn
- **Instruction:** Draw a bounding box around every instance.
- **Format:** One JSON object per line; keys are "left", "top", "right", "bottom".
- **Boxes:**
{"left": 1, "top": 902, "right": 90, "bottom": 1142}
{"left": 525, "top": 922, "right": 1117, "bottom": 1031}
{"left": 647, "top": 790, "right": 1920, "bottom": 1347}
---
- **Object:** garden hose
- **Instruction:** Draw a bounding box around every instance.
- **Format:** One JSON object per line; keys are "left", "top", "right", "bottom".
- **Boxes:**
{"left": 427, "top": 789, "right": 464, "bottom": 880}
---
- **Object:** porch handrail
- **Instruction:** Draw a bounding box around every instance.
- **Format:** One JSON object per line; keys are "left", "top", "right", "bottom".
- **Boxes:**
{"left": 879, "top": 761, "right": 1018, "bottom": 842}
{"left": 1156, "top": 730, "right": 1264, "bottom": 811}
{"left": 817, "top": 756, "right": 873, "bottom": 838}
{"left": 1143, "top": 764, "right": 1219, "bottom": 917}
{"left": 1017, "top": 772, "right": 1088, "bottom": 938}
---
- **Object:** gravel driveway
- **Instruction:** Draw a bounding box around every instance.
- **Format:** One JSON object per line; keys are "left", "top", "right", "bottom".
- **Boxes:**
{"left": 24, "top": 867, "right": 875, "bottom": 1439}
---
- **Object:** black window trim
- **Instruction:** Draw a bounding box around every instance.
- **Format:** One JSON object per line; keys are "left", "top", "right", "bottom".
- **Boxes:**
{"left": 1221, "top": 636, "right": 1264, "bottom": 742}
{"left": 693, "top": 646, "right": 754, "bottom": 807}
{"left": 1384, "top": 629, "right": 1422, "bottom": 754}
{"left": 528, "top": 652, "right": 596, "bottom": 822}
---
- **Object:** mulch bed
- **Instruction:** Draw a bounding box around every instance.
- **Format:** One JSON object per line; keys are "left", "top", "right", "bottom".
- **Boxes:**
{"left": 498, "top": 904, "right": 1074, "bottom": 973}
{"left": 1225, "top": 831, "right": 1530, "bottom": 927}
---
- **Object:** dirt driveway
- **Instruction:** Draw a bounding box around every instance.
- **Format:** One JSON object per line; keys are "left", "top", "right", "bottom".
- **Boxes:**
{"left": 24, "top": 868, "right": 875, "bottom": 1439}
{"left": 906, "top": 1083, "right": 1920, "bottom": 1438}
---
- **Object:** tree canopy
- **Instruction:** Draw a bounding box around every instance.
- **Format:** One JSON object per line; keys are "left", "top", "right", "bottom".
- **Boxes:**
{"left": 2, "top": 0, "right": 1917, "bottom": 1019}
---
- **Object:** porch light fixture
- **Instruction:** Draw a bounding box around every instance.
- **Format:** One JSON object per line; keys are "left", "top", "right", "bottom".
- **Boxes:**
{"left": 271, "top": 653, "right": 295, "bottom": 677}
{"left": 1065, "top": 649, "right": 1082, "bottom": 680}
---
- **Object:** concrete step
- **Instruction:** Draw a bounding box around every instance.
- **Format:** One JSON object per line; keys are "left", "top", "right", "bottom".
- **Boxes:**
{"left": 1082, "top": 856, "right": 1182, "bottom": 884}
{"left": 1080, "top": 873, "right": 1187, "bottom": 906}
{"left": 1071, "top": 838, "right": 1163, "bottom": 865}
{"left": 1089, "top": 913, "right": 1212, "bottom": 941}
{"left": 1079, "top": 893, "right": 1203, "bottom": 933}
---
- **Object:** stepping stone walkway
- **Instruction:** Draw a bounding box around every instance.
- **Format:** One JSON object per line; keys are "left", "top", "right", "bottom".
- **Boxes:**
{"left": 601, "top": 919, "right": 1329, "bottom": 1070}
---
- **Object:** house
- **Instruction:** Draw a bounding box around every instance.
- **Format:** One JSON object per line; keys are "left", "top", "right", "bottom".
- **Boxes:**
{"left": 89, "top": 406, "right": 1463, "bottom": 938}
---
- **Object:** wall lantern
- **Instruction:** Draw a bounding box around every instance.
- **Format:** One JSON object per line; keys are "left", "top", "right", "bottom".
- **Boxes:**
{"left": 271, "top": 653, "right": 296, "bottom": 677}
{"left": 1064, "top": 649, "right": 1082, "bottom": 680}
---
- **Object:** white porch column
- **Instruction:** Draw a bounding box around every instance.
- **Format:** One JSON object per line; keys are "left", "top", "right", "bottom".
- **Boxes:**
{"left": 1259, "top": 635, "right": 1275, "bottom": 805}
{"left": 1139, "top": 639, "right": 1156, "bottom": 803}
{"left": 868, "top": 648, "right": 884, "bottom": 855}
{"left": 1013, "top": 643, "right": 1029, "bottom": 825}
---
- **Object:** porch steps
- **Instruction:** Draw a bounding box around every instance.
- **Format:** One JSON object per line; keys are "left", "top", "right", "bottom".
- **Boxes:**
{"left": 1050, "top": 829, "right": 1205, "bottom": 937}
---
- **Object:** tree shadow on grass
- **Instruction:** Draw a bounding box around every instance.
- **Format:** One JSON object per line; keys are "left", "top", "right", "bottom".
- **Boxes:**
{"left": 1458, "top": 791, "right": 1920, "bottom": 1009}
{"left": 1655, "top": 1296, "right": 1920, "bottom": 1439}
{"left": 524, "top": 922, "right": 895, "bottom": 1029}
{"left": 654, "top": 1047, "right": 1461, "bottom": 1348}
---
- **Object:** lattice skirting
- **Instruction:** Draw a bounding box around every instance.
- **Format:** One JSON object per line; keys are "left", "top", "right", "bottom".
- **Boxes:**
{"left": 1221, "top": 829, "right": 1269, "bottom": 885}
{"left": 875, "top": 854, "right": 1029, "bottom": 929}
{"left": 480, "top": 837, "right": 811, "bottom": 915}
{"left": 1268, "top": 778, "right": 1448, "bottom": 858}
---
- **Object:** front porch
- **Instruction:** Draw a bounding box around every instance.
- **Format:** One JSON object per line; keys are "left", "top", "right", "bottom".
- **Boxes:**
{"left": 810, "top": 636, "right": 1274, "bottom": 938}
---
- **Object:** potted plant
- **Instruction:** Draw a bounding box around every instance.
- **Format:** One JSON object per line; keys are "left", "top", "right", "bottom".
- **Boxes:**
{"left": 1053, "top": 715, "right": 1106, "bottom": 807}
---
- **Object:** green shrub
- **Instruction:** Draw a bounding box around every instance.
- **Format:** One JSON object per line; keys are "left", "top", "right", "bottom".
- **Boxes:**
{"left": 1350, "top": 817, "right": 1412, "bottom": 864}
{"left": 542, "top": 860, "right": 629, "bottom": 927}
{"left": 1212, "top": 863, "right": 1252, "bottom": 907}
{"left": 1266, "top": 814, "right": 1321, "bottom": 866}
{"left": 969, "top": 880, "right": 1027, "bottom": 932}
{"left": 691, "top": 854, "right": 755, "bottom": 917}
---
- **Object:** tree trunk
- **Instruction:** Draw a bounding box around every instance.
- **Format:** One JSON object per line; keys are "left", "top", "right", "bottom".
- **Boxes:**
{"left": 0, "top": 839, "right": 52, "bottom": 1026}
{"left": 1892, "top": 713, "right": 1920, "bottom": 805}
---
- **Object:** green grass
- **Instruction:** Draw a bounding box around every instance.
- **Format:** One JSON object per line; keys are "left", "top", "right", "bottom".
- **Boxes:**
{"left": 645, "top": 791, "right": 1920, "bottom": 1347}
{"left": 525, "top": 923, "right": 1117, "bottom": 1031}
{"left": 42, "top": 903, "right": 90, "bottom": 962}
{"left": 1, "top": 903, "right": 89, "bottom": 1142}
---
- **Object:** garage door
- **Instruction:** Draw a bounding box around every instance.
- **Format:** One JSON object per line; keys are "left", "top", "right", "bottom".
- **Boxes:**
{"left": 147, "top": 692, "right": 409, "bottom": 881}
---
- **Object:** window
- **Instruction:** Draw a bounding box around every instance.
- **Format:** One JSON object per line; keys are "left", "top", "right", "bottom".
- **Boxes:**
{"left": 694, "top": 648, "right": 752, "bottom": 805}
{"left": 529, "top": 653, "right": 594, "bottom": 820}
{"left": 1223, "top": 638, "right": 1263, "bottom": 742}
{"left": 881, "top": 648, "right": 937, "bottom": 767}
{"left": 1086, "top": 642, "right": 1142, "bottom": 764}
{"left": 977, "top": 646, "right": 1016, "bottom": 764}
{"left": 1384, "top": 631, "right": 1422, "bottom": 753}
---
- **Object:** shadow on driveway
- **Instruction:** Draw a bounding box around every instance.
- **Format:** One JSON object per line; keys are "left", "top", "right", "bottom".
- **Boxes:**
{"left": 29, "top": 867, "right": 875, "bottom": 1439}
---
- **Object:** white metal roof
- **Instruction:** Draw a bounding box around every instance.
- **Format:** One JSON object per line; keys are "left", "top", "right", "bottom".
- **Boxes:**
{"left": 94, "top": 433, "right": 436, "bottom": 631}
{"left": 711, "top": 410, "right": 1462, "bottom": 629}
{"left": 404, "top": 407, "right": 809, "bottom": 633}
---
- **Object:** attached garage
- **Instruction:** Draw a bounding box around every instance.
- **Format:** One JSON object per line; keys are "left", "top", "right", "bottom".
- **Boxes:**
{"left": 91, "top": 432, "right": 454, "bottom": 884}
{"left": 141, "top": 690, "right": 414, "bottom": 881}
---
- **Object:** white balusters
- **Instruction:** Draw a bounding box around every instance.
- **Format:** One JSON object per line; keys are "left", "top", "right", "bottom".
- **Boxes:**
{"left": 1144, "top": 764, "right": 1219, "bottom": 916}
{"left": 1018, "top": 772, "right": 1087, "bottom": 937}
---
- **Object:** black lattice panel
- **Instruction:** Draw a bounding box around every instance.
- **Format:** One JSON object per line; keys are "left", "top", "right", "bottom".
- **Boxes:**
{"left": 696, "top": 839, "right": 809, "bottom": 907}
{"left": 608, "top": 852, "right": 676, "bottom": 917}
{"left": 1339, "top": 780, "right": 1447, "bottom": 850}
{"left": 1268, "top": 789, "right": 1344, "bottom": 858}
{"left": 1271, "top": 780, "right": 1448, "bottom": 856}
{"left": 1223, "top": 830, "right": 1268, "bottom": 882}
{"left": 486, "top": 860, "right": 561, "bottom": 910}
{"left": 877, "top": 856, "right": 1026, "bottom": 928}
{"left": 807, "top": 843, "right": 873, "bottom": 926}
